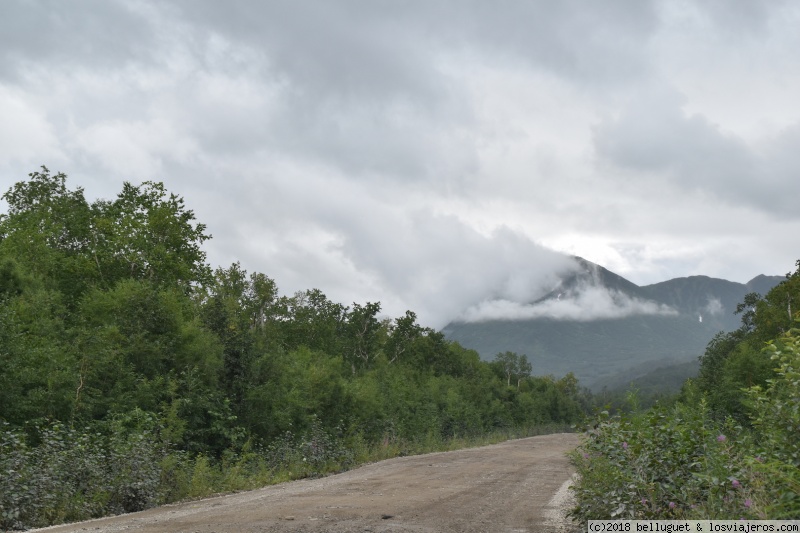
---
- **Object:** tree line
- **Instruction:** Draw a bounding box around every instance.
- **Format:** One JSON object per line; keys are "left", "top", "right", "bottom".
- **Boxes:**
{"left": 0, "top": 168, "right": 584, "bottom": 529}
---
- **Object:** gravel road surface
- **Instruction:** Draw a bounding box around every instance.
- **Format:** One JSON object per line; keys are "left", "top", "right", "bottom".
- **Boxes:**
{"left": 31, "top": 432, "right": 580, "bottom": 533}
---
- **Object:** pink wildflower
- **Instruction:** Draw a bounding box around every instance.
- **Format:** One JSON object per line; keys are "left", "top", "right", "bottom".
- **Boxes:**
{"left": 622, "top": 441, "right": 629, "bottom": 450}
{"left": 744, "top": 499, "right": 752, "bottom": 508}
{"left": 732, "top": 479, "right": 741, "bottom": 489}
{"left": 717, "top": 434, "right": 727, "bottom": 442}
{"left": 669, "top": 502, "right": 676, "bottom": 510}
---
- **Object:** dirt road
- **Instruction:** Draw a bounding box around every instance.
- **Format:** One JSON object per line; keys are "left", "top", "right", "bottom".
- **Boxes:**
{"left": 33, "top": 433, "right": 580, "bottom": 533}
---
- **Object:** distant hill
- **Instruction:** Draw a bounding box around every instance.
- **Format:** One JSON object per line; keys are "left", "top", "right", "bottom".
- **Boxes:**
{"left": 745, "top": 274, "right": 786, "bottom": 298}
{"left": 443, "top": 258, "right": 784, "bottom": 391}
{"left": 639, "top": 274, "right": 783, "bottom": 332}
{"left": 590, "top": 358, "right": 701, "bottom": 395}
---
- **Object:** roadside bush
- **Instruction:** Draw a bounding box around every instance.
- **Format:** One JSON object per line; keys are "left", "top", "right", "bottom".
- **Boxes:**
{"left": 745, "top": 327, "right": 800, "bottom": 518}
{"left": 570, "top": 325, "right": 800, "bottom": 523}
{"left": 261, "top": 418, "right": 353, "bottom": 479}
{"left": 0, "top": 420, "right": 165, "bottom": 530}
{"left": 570, "top": 400, "right": 756, "bottom": 521}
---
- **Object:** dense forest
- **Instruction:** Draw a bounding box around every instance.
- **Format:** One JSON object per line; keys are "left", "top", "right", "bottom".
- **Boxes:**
{"left": 570, "top": 260, "right": 800, "bottom": 520}
{"left": 0, "top": 168, "right": 584, "bottom": 530}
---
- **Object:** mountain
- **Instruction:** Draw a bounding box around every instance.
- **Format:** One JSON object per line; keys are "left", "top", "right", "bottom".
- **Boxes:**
{"left": 639, "top": 274, "right": 783, "bottom": 332}
{"left": 539, "top": 256, "right": 649, "bottom": 301}
{"left": 745, "top": 274, "right": 787, "bottom": 299}
{"left": 442, "top": 258, "right": 784, "bottom": 391}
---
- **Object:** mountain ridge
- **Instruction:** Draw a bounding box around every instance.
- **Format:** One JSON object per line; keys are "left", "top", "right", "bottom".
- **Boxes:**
{"left": 443, "top": 258, "right": 784, "bottom": 390}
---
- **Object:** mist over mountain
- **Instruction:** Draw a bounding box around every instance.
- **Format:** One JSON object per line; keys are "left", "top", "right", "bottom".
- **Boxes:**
{"left": 457, "top": 257, "right": 677, "bottom": 323}
{"left": 443, "top": 258, "right": 784, "bottom": 390}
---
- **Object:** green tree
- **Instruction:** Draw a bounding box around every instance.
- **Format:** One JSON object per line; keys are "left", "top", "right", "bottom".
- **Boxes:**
{"left": 1, "top": 169, "right": 213, "bottom": 300}
{"left": 201, "top": 263, "right": 256, "bottom": 405}
{"left": 695, "top": 261, "right": 800, "bottom": 419}
{"left": 491, "top": 351, "right": 531, "bottom": 389}
{"left": 0, "top": 167, "right": 96, "bottom": 303}
{"left": 751, "top": 263, "right": 800, "bottom": 341}
{"left": 0, "top": 259, "right": 24, "bottom": 299}
{"left": 385, "top": 311, "right": 422, "bottom": 364}
{"left": 76, "top": 279, "right": 223, "bottom": 422}
{"left": 279, "top": 289, "right": 346, "bottom": 354}
{"left": 242, "top": 347, "right": 350, "bottom": 439}
{"left": 0, "top": 282, "right": 77, "bottom": 424}
{"left": 92, "top": 181, "right": 212, "bottom": 290}
{"left": 343, "top": 301, "right": 382, "bottom": 373}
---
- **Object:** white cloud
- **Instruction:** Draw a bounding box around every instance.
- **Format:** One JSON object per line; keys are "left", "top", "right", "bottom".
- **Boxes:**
{"left": 459, "top": 272, "right": 677, "bottom": 323}
{"left": 704, "top": 297, "right": 724, "bottom": 316}
{"left": 0, "top": 86, "right": 62, "bottom": 166}
{"left": 1, "top": 0, "right": 799, "bottom": 328}
{"left": 74, "top": 119, "right": 197, "bottom": 178}
{"left": 460, "top": 289, "right": 678, "bottom": 322}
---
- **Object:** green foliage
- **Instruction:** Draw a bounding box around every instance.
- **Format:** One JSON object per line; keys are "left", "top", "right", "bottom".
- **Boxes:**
{"left": 277, "top": 288, "right": 347, "bottom": 354}
{"left": 0, "top": 419, "right": 165, "bottom": 530}
{"left": 0, "top": 168, "right": 97, "bottom": 303}
{"left": 491, "top": 351, "right": 532, "bottom": 388}
{"left": 745, "top": 326, "right": 800, "bottom": 517}
{"left": 0, "top": 168, "right": 211, "bottom": 303}
{"left": 342, "top": 301, "right": 382, "bottom": 371}
{"left": 570, "top": 402, "right": 753, "bottom": 521}
{"left": 385, "top": 310, "right": 422, "bottom": 363}
{"left": 0, "top": 259, "right": 24, "bottom": 298}
{"left": 91, "top": 181, "right": 212, "bottom": 290}
{"left": 0, "top": 283, "right": 77, "bottom": 425}
{"left": 694, "top": 261, "right": 800, "bottom": 419}
{"left": 0, "top": 168, "right": 588, "bottom": 530}
{"left": 570, "top": 266, "right": 800, "bottom": 524}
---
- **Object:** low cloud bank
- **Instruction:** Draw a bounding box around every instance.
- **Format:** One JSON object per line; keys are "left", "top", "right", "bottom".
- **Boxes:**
{"left": 459, "top": 283, "right": 677, "bottom": 323}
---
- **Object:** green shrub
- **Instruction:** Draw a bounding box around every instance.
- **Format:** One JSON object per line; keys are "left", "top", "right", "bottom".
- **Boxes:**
{"left": 570, "top": 401, "right": 756, "bottom": 522}
{"left": 571, "top": 325, "right": 800, "bottom": 523}
{"left": 0, "top": 420, "right": 165, "bottom": 530}
{"left": 745, "top": 327, "right": 800, "bottom": 518}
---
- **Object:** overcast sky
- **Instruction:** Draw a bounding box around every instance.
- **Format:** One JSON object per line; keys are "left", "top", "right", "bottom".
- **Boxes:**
{"left": 2, "top": 1, "right": 799, "bottom": 328}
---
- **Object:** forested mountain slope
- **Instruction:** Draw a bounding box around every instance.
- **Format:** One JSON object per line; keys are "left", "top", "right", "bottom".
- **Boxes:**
{"left": 443, "top": 259, "right": 783, "bottom": 390}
